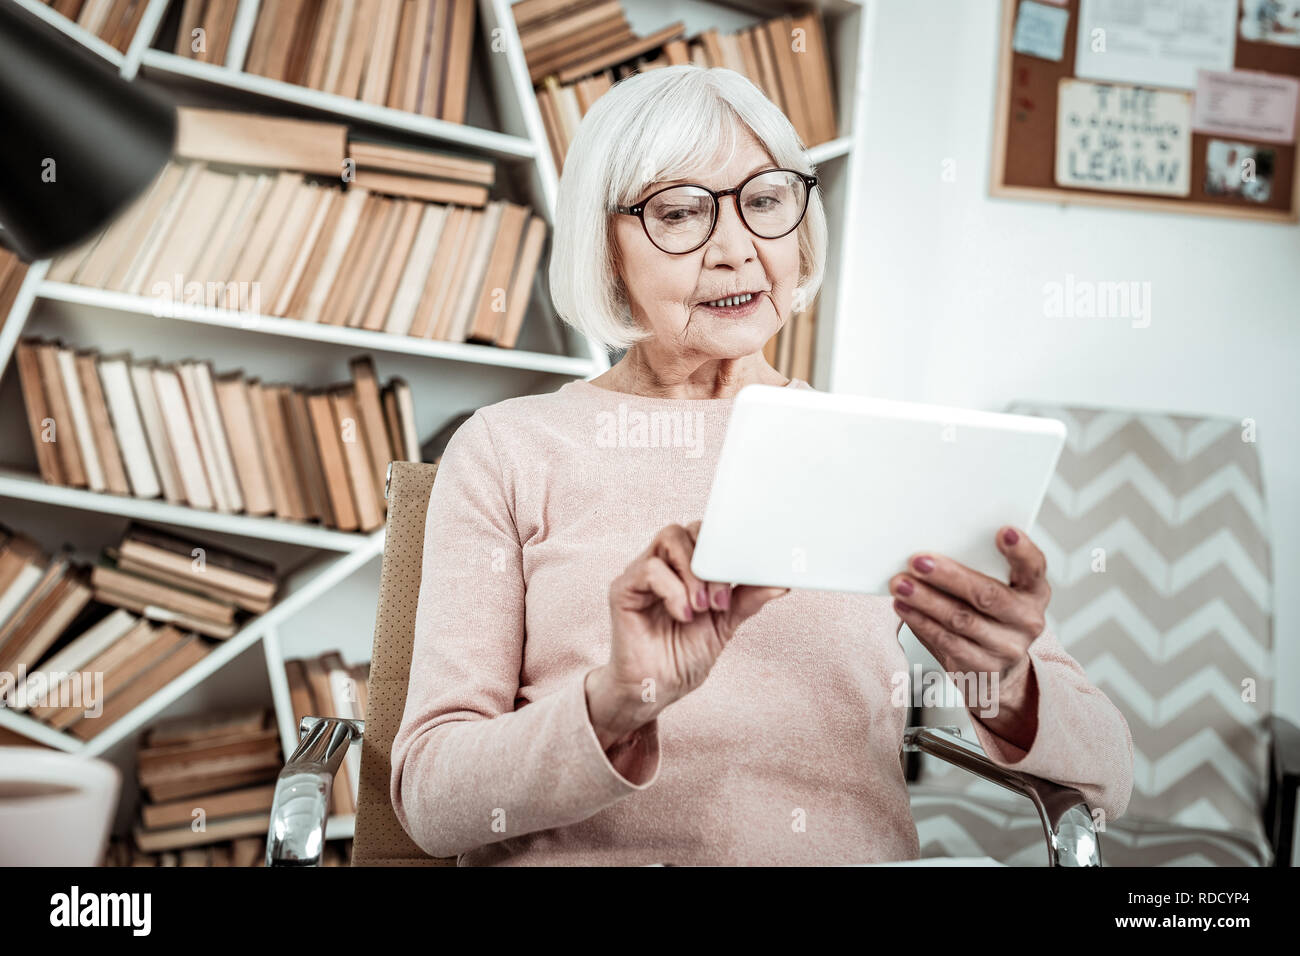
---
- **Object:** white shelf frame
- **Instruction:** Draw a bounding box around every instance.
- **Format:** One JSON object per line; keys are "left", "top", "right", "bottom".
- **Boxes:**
{"left": 0, "top": 532, "right": 384, "bottom": 756}
{"left": 2, "top": 0, "right": 872, "bottom": 850}
{"left": 137, "top": 48, "right": 541, "bottom": 162}
{"left": 0, "top": 468, "right": 376, "bottom": 551}
{"left": 35, "top": 281, "right": 600, "bottom": 377}
{"left": 10, "top": 0, "right": 126, "bottom": 68}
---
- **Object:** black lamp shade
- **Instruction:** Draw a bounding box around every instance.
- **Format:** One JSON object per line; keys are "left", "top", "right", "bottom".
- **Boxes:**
{"left": 0, "top": 0, "right": 176, "bottom": 262}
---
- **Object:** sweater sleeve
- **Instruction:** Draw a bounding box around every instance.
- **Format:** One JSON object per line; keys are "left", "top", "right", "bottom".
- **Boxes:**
{"left": 964, "top": 624, "right": 1134, "bottom": 823}
{"left": 390, "top": 409, "right": 661, "bottom": 860}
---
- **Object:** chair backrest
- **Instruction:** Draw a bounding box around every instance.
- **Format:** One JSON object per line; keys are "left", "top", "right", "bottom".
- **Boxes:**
{"left": 917, "top": 404, "right": 1274, "bottom": 846}
{"left": 351, "top": 461, "right": 455, "bottom": 866}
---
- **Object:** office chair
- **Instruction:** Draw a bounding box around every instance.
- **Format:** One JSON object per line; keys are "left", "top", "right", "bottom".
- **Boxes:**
{"left": 266, "top": 460, "right": 1104, "bottom": 866}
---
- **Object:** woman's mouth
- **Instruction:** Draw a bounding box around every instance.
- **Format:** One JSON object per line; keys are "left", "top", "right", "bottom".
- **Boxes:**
{"left": 697, "top": 292, "right": 762, "bottom": 317}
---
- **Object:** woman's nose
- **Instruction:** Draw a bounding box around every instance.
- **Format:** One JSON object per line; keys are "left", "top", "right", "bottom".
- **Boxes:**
{"left": 704, "top": 195, "right": 756, "bottom": 262}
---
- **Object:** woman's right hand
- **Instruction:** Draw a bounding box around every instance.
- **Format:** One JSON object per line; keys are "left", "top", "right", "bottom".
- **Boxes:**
{"left": 587, "top": 521, "right": 791, "bottom": 748}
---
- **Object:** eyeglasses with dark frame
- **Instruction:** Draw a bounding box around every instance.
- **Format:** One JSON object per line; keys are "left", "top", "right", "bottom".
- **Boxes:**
{"left": 614, "top": 167, "right": 819, "bottom": 255}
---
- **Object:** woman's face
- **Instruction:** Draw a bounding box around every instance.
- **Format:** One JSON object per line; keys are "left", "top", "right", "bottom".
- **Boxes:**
{"left": 612, "top": 130, "right": 802, "bottom": 362}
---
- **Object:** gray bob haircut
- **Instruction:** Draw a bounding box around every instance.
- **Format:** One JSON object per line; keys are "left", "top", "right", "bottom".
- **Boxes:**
{"left": 549, "top": 65, "right": 827, "bottom": 353}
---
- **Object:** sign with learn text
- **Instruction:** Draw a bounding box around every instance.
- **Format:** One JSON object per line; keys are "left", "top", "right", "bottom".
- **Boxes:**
{"left": 1055, "top": 78, "right": 1192, "bottom": 195}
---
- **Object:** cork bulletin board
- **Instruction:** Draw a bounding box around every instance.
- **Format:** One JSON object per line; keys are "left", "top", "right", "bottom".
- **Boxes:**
{"left": 991, "top": 0, "right": 1300, "bottom": 222}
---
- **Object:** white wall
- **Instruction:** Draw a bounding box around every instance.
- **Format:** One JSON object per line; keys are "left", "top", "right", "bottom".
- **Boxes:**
{"left": 833, "top": 0, "right": 1300, "bottom": 722}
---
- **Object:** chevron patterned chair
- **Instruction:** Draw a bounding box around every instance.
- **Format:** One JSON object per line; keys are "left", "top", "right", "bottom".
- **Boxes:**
{"left": 906, "top": 403, "right": 1300, "bottom": 866}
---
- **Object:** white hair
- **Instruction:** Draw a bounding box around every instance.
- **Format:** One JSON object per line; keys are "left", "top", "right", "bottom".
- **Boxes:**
{"left": 549, "top": 65, "right": 827, "bottom": 353}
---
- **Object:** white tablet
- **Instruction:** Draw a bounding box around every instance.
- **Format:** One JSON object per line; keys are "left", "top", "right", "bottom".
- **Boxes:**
{"left": 690, "top": 386, "right": 1067, "bottom": 595}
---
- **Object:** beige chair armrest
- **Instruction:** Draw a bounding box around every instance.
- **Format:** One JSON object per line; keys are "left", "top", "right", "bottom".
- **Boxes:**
{"left": 904, "top": 725, "right": 1102, "bottom": 866}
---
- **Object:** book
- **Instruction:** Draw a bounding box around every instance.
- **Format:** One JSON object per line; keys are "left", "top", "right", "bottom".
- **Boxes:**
{"left": 14, "top": 340, "right": 64, "bottom": 485}
{"left": 75, "top": 352, "right": 131, "bottom": 496}
{"left": 141, "top": 783, "right": 275, "bottom": 830}
{"left": 348, "top": 357, "right": 393, "bottom": 504}
{"left": 329, "top": 387, "right": 384, "bottom": 532}
{"left": 306, "top": 390, "right": 359, "bottom": 532}
{"left": 174, "top": 108, "right": 347, "bottom": 177}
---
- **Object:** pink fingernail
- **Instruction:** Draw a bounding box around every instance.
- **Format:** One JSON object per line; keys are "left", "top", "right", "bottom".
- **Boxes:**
{"left": 912, "top": 556, "right": 935, "bottom": 573}
{"left": 718, "top": 588, "right": 730, "bottom": 609}
{"left": 1003, "top": 528, "right": 1019, "bottom": 546}
{"left": 695, "top": 586, "right": 707, "bottom": 610}
{"left": 897, "top": 578, "right": 914, "bottom": 596}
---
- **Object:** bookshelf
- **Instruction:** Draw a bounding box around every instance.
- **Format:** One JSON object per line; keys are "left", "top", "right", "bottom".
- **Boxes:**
{"left": 1, "top": 0, "right": 873, "bottom": 854}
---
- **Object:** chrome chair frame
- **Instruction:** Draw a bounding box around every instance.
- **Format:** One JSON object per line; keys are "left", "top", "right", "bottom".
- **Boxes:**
{"left": 903, "top": 725, "right": 1102, "bottom": 866}
{"left": 266, "top": 717, "right": 365, "bottom": 867}
{"left": 266, "top": 719, "right": 1100, "bottom": 866}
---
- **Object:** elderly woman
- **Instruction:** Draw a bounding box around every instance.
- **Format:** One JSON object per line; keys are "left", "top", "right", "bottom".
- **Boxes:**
{"left": 390, "top": 66, "right": 1133, "bottom": 866}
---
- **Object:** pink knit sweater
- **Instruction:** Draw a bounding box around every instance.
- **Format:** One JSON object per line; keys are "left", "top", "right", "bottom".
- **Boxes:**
{"left": 390, "top": 377, "right": 1134, "bottom": 865}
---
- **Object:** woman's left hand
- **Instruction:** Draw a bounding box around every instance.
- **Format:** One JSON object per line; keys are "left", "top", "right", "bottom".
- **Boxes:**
{"left": 889, "top": 526, "right": 1051, "bottom": 748}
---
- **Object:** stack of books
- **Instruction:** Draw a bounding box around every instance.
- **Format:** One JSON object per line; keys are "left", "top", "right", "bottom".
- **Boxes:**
{"left": 103, "top": 834, "right": 266, "bottom": 866}
{"left": 1, "top": 247, "right": 30, "bottom": 330}
{"left": 15, "top": 339, "right": 418, "bottom": 532}
{"left": 103, "top": 834, "right": 352, "bottom": 865}
{"left": 90, "top": 522, "right": 280, "bottom": 640}
{"left": 1, "top": 549, "right": 215, "bottom": 741}
{"left": 172, "top": 0, "right": 479, "bottom": 124}
{"left": 46, "top": 108, "right": 548, "bottom": 350}
{"left": 0, "top": 534, "right": 93, "bottom": 691}
{"left": 513, "top": 0, "right": 685, "bottom": 85}
{"left": 37, "top": 0, "right": 150, "bottom": 53}
{"left": 131, "top": 708, "right": 280, "bottom": 854}
{"left": 523, "top": 2, "right": 838, "bottom": 169}
{"left": 284, "top": 651, "right": 369, "bottom": 817}
{"left": 0, "top": 522, "right": 282, "bottom": 740}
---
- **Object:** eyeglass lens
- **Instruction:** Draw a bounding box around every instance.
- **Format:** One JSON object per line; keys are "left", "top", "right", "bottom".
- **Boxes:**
{"left": 641, "top": 170, "right": 807, "bottom": 253}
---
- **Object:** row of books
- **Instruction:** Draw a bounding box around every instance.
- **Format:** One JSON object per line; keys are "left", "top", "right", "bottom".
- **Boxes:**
{"left": 0, "top": 248, "right": 30, "bottom": 331}
{"left": 529, "top": 5, "right": 838, "bottom": 170}
{"left": 38, "top": 0, "right": 149, "bottom": 53}
{"left": 166, "top": 0, "right": 236, "bottom": 63}
{"left": 132, "top": 708, "right": 280, "bottom": 853}
{"left": 104, "top": 836, "right": 352, "bottom": 866}
{"left": 0, "top": 524, "right": 280, "bottom": 738}
{"left": 171, "top": 0, "right": 478, "bottom": 125}
{"left": 285, "top": 652, "right": 370, "bottom": 817}
{"left": 764, "top": 295, "right": 818, "bottom": 386}
{"left": 47, "top": 107, "right": 546, "bottom": 349}
{"left": 105, "top": 835, "right": 265, "bottom": 866}
{"left": 3, "top": 602, "right": 211, "bottom": 743}
{"left": 513, "top": 0, "right": 686, "bottom": 85}
{"left": 15, "top": 339, "right": 418, "bottom": 532}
